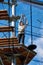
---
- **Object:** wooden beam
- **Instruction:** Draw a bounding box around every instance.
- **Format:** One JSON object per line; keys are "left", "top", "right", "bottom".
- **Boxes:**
{"left": 0, "top": 26, "right": 14, "bottom": 32}
{"left": 0, "top": 13, "right": 8, "bottom": 16}
{"left": 0, "top": 10, "right": 8, "bottom": 17}
{"left": 0, "top": 16, "right": 20, "bottom": 20}
{"left": 11, "top": 16, "right": 20, "bottom": 20}
{"left": 22, "top": 51, "right": 36, "bottom": 64}
{"left": 0, "top": 10, "right": 20, "bottom": 20}
{"left": 0, "top": 37, "right": 19, "bottom": 47}
{"left": 0, "top": 37, "right": 22, "bottom": 49}
{"left": 0, "top": 10, "right": 7, "bottom": 13}
{"left": 0, "top": 16, "right": 10, "bottom": 20}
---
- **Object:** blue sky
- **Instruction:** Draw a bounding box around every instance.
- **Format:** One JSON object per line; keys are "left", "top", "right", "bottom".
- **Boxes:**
{"left": 16, "top": 1, "right": 43, "bottom": 65}
{"left": 0, "top": 0, "right": 43, "bottom": 65}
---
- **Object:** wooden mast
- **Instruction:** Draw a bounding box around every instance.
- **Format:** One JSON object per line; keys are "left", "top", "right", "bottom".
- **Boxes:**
{"left": 11, "top": 0, "right": 16, "bottom": 65}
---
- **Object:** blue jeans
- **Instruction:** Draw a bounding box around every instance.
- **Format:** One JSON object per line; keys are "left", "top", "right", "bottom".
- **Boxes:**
{"left": 18, "top": 34, "right": 25, "bottom": 45}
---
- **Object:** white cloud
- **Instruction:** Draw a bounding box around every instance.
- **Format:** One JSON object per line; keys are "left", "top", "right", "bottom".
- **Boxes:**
{"left": 27, "top": 24, "right": 43, "bottom": 58}
{"left": 32, "top": 24, "right": 43, "bottom": 58}
{"left": 32, "top": 37, "right": 43, "bottom": 58}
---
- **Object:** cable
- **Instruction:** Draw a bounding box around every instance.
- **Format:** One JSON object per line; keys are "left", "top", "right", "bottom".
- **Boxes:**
{"left": 14, "top": 2, "right": 16, "bottom": 36}
{"left": 2, "top": 32, "right": 7, "bottom": 38}
{"left": 29, "top": 25, "right": 43, "bottom": 30}
{"left": 8, "top": 0, "right": 11, "bottom": 49}
{"left": 0, "top": 21, "right": 43, "bottom": 30}
{"left": 25, "top": 32, "right": 43, "bottom": 38}
{"left": 16, "top": 27, "right": 42, "bottom": 37}
{"left": 15, "top": 26, "right": 43, "bottom": 38}
{"left": 16, "top": 30, "right": 43, "bottom": 38}
{"left": 17, "top": 22, "right": 43, "bottom": 30}
{"left": 25, "top": 30, "right": 41, "bottom": 36}
{"left": 30, "top": 0, "right": 33, "bottom": 44}
{"left": 33, "top": 59, "right": 43, "bottom": 63}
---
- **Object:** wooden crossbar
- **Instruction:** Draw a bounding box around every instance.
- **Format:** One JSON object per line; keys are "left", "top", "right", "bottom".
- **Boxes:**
{"left": 0, "top": 45, "right": 36, "bottom": 65}
{"left": 0, "top": 37, "right": 18, "bottom": 44}
{"left": 0, "top": 10, "right": 7, "bottom": 13}
{"left": 0, "top": 15, "right": 20, "bottom": 20}
{"left": 0, "top": 13, "right": 8, "bottom": 16}
{"left": 0, "top": 26, "right": 14, "bottom": 32}
{"left": 0, "top": 38, "right": 19, "bottom": 48}
{"left": 0, "top": 16, "right": 10, "bottom": 20}
{"left": 0, "top": 10, "right": 10, "bottom": 20}
{"left": 23, "top": 51, "right": 36, "bottom": 64}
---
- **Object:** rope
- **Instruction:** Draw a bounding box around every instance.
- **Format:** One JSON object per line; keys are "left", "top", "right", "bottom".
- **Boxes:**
{"left": 8, "top": 0, "right": 11, "bottom": 50}
{"left": 3, "top": 32, "right": 7, "bottom": 38}
{"left": 30, "top": 0, "right": 33, "bottom": 44}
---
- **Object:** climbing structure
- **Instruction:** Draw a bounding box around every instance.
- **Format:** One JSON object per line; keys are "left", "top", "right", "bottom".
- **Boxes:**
{"left": 0, "top": 0, "right": 37, "bottom": 65}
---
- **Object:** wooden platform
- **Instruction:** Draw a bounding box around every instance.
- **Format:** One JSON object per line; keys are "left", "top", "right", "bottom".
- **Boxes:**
{"left": 0, "top": 26, "right": 14, "bottom": 32}
{"left": 0, "top": 45, "right": 36, "bottom": 65}
{"left": 0, "top": 37, "right": 37, "bottom": 65}
{"left": 0, "top": 16, "right": 20, "bottom": 20}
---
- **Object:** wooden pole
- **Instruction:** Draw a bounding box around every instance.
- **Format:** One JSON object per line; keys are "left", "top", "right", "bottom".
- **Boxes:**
{"left": 11, "top": 0, "right": 16, "bottom": 37}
